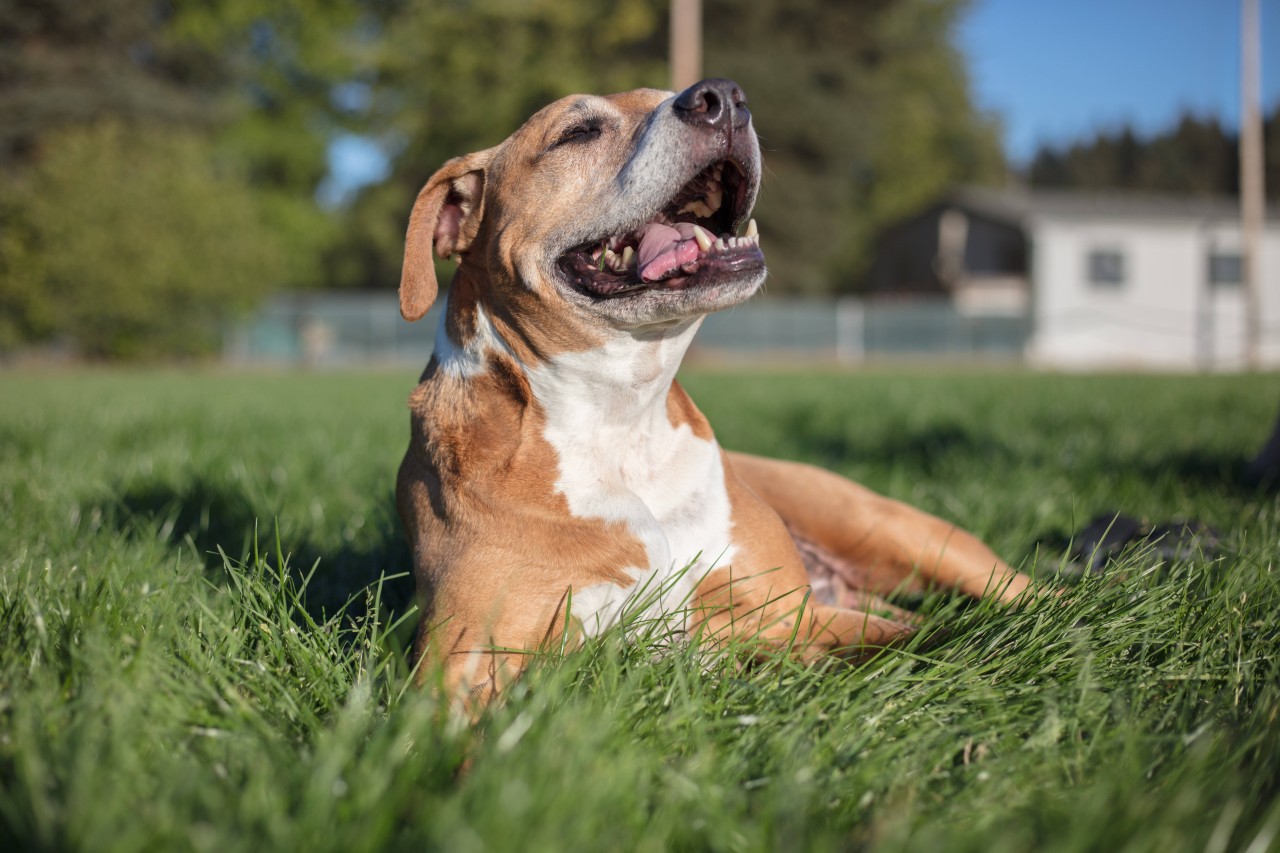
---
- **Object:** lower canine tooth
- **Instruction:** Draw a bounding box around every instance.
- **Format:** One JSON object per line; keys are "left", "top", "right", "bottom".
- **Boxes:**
{"left": 745, "top": 218, "right": 758, "bottom": 239}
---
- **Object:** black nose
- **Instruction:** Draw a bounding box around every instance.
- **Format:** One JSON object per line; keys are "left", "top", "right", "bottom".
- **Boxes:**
{"left": 673, "top": 78, "right": 750, "bottom": 130}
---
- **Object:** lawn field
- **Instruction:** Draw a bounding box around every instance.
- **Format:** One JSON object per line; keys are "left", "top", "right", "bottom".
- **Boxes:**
{"left": 1, "top": 368, "right": 1278, "bottom": 851}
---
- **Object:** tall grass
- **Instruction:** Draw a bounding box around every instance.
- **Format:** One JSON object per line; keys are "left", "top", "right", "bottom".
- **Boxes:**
{"left": 1, "top": 369, "right": 1277, "bottom": 851}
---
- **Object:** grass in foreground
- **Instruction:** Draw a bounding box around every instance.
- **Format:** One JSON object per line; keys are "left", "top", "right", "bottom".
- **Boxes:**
{"left": 0, "top": 368, "right": 1278, "bottom": 851}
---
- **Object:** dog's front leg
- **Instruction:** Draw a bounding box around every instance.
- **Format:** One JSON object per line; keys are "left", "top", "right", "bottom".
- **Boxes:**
{"left": 413, "top": 579, "right": 586, "bottom": 718}
{"left": 414, "top": 620, "right": 531, "bottom": 718}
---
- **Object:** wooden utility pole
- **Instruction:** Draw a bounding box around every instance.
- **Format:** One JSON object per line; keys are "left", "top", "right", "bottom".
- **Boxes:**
{"left": 670, "top": 0, "right": 702, "bottom": 91}
{"left": 1241, "top": 0, "right": 1265, "bottom": 369}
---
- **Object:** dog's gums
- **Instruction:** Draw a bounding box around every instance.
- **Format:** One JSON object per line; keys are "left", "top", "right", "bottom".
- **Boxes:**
{"left": 559, "top": 158, "right": 764, "bottom": 298}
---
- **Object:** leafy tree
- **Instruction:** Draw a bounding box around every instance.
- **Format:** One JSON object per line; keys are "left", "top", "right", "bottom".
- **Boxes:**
{"left": 332, "top": 0, "right": 1002, "bottom": 296}
{"left": 1, "top": 0, "right": 360, "bottom": 180}
{"left": 0, "top": 123, "right": 282, "bottom": 358}
{"left": 706, "top": 0, "right": 1003, "bottom": 293}
{"left": 326, "top": 0, "right": 668, "bottom": 292}
{"left": 1, "top": 0, "right": 1011, "bottom": 357}
{"left": 0, "top": 0, "right": 365, "bottom": 355}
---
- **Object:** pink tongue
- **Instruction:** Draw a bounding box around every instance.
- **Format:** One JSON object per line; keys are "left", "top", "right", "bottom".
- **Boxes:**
{"left": 636, "top": 222, "right": 702, "bottom": 282}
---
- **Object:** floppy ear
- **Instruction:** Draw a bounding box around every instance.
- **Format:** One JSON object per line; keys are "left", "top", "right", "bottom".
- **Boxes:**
{"left": 400, "top": 148, "right": 496, "bottom": 322}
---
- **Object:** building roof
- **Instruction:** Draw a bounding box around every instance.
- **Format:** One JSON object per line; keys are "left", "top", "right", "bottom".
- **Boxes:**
{"left": 948, "top": 186, "right": 1279, "bottom": 226}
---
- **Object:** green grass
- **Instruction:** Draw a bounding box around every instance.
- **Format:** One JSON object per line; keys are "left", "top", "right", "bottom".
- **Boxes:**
{"left": 1, "top": 368, "right": 1278, "bottom": 851}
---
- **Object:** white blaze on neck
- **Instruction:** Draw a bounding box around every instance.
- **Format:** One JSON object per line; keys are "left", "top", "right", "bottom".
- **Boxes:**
{"left": 434, "top": 294, "right": 737, "bottom": 636}
{"left": 523, "top": 319, "right": 737, "bottom": 635}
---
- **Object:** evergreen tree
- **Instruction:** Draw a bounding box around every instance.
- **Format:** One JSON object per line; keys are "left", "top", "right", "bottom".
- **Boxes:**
{"left": 1028, "top": 108, "right": 1277, "bottom": 198}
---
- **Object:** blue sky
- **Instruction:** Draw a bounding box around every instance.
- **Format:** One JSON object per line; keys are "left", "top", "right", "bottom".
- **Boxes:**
{"left": 960, "top": 0, "right": 1280, "bottom": 164}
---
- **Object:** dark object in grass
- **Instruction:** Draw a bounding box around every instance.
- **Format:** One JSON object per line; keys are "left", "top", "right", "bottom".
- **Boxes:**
{"left": 1057, "top": 512, "right": 1222, "bottom": 579}
{"left": 1246, "top": 404, "right": 1280, "bottom": 490}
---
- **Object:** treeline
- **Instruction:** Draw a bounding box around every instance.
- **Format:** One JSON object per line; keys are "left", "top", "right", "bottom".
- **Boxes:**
{"left": 1027, "top": 108, "right": 1280, "bottom": 197}
{"left": 0, "top": 0, "right": 358, "bottom": 357}
{"left": 0, "top": 0, "right": 1001, "bottom": 358}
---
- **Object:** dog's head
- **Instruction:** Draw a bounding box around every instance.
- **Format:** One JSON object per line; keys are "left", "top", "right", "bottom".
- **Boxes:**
{"left": 400, "top": 79, "right": 764, "bottom": 334}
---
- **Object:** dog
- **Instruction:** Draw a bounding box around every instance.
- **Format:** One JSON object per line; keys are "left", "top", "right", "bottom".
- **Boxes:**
{"left": 396, "top": 79, "right": 1033, "bottom": 710}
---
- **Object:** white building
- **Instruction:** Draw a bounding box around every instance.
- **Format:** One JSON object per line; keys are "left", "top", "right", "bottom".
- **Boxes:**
{"left": 865, "top": 188, "right": 1280, "bottom": 370}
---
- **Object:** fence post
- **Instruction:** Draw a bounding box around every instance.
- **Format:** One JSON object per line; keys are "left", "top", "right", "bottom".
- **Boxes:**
{"left": 835, "top": 296, "right": 865, "bottom": 364}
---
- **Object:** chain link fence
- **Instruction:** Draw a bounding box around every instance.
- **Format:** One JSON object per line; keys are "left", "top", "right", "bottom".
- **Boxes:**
{"left": 224, "top": 292, "right": 1030, "bottom": 366}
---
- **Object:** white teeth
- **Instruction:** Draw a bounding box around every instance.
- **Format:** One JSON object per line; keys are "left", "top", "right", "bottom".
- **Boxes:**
{"left": 692, "top": 225, "right": 714, "bottom": 251}
{"left": 714, "top": 237, "right": 726, "bottom": 251}
{"left": 745, "top": 218, "right": 758, "bottom": 239}
{"left": 621, "top": 245, "right": 635, "bottom": 268}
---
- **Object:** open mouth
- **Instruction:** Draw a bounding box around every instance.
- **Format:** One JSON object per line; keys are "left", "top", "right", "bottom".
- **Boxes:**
{"left": 560, "top": 159, "right": 763, "bottom": 298}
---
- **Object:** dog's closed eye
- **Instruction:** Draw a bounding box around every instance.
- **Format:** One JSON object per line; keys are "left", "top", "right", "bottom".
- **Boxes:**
{"left": 552, "top": 121, "right": 602, "bottom": 148}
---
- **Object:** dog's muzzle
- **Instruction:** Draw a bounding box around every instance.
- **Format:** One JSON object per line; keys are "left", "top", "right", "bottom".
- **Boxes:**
{"left": 559, "top": 79, "right": 764, "bottom": 302}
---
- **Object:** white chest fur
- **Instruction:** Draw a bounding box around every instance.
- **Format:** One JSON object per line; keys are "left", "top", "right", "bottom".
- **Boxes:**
{"left": 523, "top": 325, "right": 737, "bottom": 636}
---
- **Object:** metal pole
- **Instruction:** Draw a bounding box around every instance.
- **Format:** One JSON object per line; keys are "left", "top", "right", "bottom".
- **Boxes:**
{"left": 1198, "top": 225, "right": 1215, "bottom": 370}
{"left": 670, "top": 0, "right": 702, "bottom": 91}
{"left": 1241, "top": 0, "right": 1265, "bottom": 369}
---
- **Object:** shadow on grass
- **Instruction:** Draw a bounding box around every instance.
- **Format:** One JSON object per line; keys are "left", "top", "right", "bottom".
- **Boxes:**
{"left": 1125, "top": 449, "right": 1256, "bottom": 493}
{"left": 108, "top": 479, "right": 416, "bottom": 624}
{"left": 840, "top": 418, "right": 1265, "bottom": 500}
{"left": 778, "top": 407, "right": 1015, "bottom": 473}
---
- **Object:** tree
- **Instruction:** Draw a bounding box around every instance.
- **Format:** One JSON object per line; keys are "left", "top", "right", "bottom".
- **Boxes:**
{"left": 708, "top": 0, "right": 1005, "bottom": 293}
{"left": 331, "top": 0, "right": 1002, "bottom": 296}
{"left": 1027, "top": 107, "right": 1280, "bottom": 199}
{"left": 0, "top": 0, "right": 212, "bottom": 167}
{"left": 326, "top": 0, "right": 668, "bottom": 292}
{"left": 0, "top": 0, "right": 1012, "bottom": 357}
{"left": 0, "top": 0, "right": 360, "bottom": 355}
{"left": 0, "top": 123, "right": 283, "bottom": 357}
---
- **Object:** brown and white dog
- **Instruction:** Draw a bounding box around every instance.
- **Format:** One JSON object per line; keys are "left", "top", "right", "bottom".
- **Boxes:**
{"left": 396, "top": 79, "right": 1032, "bottom": 709}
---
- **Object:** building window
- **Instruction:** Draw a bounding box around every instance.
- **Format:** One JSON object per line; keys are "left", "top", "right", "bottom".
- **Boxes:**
{"left": 1208, "top": 251, "right": 1243, "bottom": 288}
{"left": 1087, "top": 249, "right": 1126, "bottom": 288}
